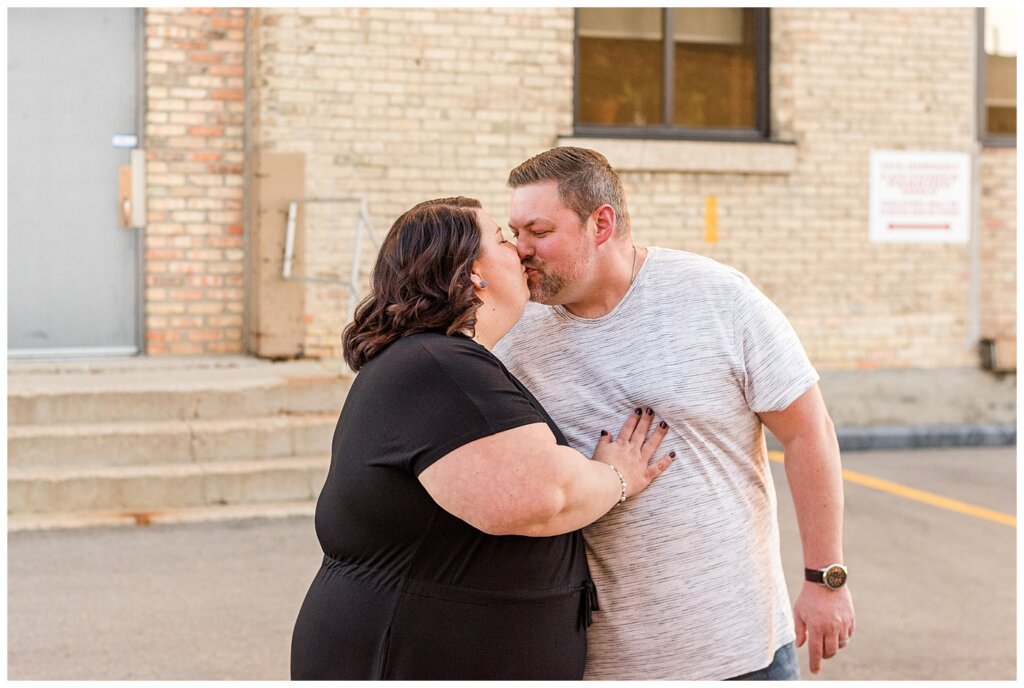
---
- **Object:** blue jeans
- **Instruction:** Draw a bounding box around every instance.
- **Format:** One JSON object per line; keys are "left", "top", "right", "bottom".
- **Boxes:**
{"left": 727, "top": 642, "right": 800, "bottom": 681}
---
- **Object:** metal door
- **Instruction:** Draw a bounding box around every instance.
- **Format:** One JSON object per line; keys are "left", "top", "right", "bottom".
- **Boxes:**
{"left": 8, "top": 9, "right": 142, "bottom": 357}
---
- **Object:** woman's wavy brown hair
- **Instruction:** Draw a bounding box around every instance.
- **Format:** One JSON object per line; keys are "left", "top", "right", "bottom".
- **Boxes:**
{"left": 342, "top": 196, "right": 484, "bottom": 371}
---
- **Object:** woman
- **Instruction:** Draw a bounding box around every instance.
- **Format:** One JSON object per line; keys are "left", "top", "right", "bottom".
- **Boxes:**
{"left": 290, "top": 197, "right": 674, "bottom": 680}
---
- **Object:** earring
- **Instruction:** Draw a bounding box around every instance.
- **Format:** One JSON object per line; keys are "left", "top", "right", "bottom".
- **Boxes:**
{"left": 479, "top": 280, "right": 488, "bottom": 289}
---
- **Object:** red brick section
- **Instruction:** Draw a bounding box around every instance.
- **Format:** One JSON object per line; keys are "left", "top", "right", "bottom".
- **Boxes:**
{"left": 144, "top": 8, "right": 246, "bottom": 354}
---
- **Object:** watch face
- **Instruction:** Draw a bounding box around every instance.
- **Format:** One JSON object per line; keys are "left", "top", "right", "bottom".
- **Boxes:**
{"left": 824, "top": 565, "right": 847, "bottom": 589}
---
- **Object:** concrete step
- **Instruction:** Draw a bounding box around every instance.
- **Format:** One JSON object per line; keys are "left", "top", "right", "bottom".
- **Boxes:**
{"left": 6, "top": 500, "right": 318, "bottom": 532}
{"left": 7, "top": 361, "right": 352, "bottom": 425}
{"left": 7, "top": 356, "right": 347, "bottom": 528}
{"left": 8, "top": 456, "right": 330, "bottom": 515}
{"left": 7, "top": 414, "right": 338, "bottom": 470}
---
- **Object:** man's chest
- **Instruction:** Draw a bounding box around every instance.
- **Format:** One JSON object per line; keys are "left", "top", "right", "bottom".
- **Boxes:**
{"left": 510, "top": 333, "right": 745, "bottom": 452}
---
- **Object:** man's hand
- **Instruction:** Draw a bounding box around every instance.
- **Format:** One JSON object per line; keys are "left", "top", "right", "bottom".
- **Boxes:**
{"left": 793, "top": 582, "right": 856, "bottom": 674}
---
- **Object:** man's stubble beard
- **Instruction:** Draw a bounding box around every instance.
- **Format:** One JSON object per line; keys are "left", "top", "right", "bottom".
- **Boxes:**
{"left": 527, "top": 232, "right": 593, "bottom": 304}
{"left": 528, "top": 270, "right": 568, "bottom": 303}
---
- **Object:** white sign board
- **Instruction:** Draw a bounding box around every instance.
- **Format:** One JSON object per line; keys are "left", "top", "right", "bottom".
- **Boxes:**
{"left": 869, "top": 150, "right": 971, "bottom": 244}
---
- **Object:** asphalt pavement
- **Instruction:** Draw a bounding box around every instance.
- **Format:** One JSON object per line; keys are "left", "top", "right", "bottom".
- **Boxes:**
{"left": 6, "top": 446, "right": 1017, "bottom": 680}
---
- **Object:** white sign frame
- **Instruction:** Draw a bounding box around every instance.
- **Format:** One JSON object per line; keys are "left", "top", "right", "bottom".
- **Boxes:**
{"left": 868, "top": 150, "right": 971, "bottom": 244}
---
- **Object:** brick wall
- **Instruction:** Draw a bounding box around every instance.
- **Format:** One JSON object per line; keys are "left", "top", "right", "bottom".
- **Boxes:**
{"left": 238, "top": 8, "right": 1014, "bottom": 369}
{"left": 252, "top": 7, "right": 574, "bottom": 358}
{"left": 980, "top": 147, "right": 1016, "bottom": 342}
{"left": 624, "top": 8, "right": 980, "bottom": 370}
{"left": 144, "top": 8, "right": 247, "bottom": 354}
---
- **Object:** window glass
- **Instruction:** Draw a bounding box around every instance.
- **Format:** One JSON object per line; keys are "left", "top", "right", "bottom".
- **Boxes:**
{"left": 672, "top": 8, "right": 757, "bottom": 129}
{"left": 578, "top": 9, "right": 663, "bottom": 127}
{"left": 984, "top": 8, "right": 1016, "bottom": 137}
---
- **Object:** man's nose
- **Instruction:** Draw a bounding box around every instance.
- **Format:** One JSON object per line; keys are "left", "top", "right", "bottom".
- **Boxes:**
{"left": 516, "top": 236, "right": 532, "bottom": 260}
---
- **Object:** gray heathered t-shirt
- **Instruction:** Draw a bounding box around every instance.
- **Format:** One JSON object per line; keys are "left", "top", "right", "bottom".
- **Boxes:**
{"left": 493, "top": 247, "right": 819, "bottom": 680}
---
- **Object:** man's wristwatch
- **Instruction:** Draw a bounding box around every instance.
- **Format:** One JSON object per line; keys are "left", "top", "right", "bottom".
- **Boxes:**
{"left": 805, "top": 564, "right": 848, "bottom": 590}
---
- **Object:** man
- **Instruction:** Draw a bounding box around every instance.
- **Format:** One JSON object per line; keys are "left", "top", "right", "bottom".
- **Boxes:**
{"left": 493, "top": 147, "right": 855, "bottom": 680}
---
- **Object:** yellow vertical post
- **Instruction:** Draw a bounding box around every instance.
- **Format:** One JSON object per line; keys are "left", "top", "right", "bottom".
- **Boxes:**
{"left": 705, "top": 196, "right": 718, "bottom": 244}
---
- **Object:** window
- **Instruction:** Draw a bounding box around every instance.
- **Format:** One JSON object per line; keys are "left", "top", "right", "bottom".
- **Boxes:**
{"left": 979, "top": 8, "right": 1016, "bottom": 145}
{"left": 575, "top": 8, "right": 769, "bottom": 141}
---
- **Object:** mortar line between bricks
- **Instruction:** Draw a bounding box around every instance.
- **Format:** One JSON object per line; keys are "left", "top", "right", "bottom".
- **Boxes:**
{"left": 767, "top": 451, "right": 1016, "bottom": 528}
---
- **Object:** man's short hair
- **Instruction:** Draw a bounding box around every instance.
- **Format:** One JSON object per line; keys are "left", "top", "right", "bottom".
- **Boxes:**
{"left": 507, "top": 147, "right": 631, "bottom": 237}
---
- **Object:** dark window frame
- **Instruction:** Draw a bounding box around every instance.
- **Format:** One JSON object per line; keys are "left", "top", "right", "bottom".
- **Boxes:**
{"left": 573, "top": 8, "right": 771, "bottom": 142}
{"left": 977, "top": 8, "right": 1016, "bottom": 148}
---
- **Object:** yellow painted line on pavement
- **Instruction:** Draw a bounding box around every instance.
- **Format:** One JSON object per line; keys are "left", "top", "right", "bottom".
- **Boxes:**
{"left": 768, "top": 451, "right": 1016, "bottom": 528}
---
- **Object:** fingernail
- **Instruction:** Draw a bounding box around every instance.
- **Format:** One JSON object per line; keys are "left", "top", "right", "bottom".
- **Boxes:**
{"left": 600, "top": 430, "right": 608, "bottom": 436}
{"left": 670, "top": 452, "right": 676, "bottom": 458}
{"left": 659, "top": 421, "right": 667, "bottom": 429}
{"left": 634, "top": 407, "right": 642, "bottom": 415}
{"left": 645, "top": 407, "right": 654, "bottom": 415}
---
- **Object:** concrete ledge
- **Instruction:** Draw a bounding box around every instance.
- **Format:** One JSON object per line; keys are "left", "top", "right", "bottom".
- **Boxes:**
{"left": 556, "top": 136, "right": 797, "bottom": 174}
{"left": 8, "top": 414, "right": 338, "bottom": 470}
{"left": 835, "top": 425, "right": 1016, "bottom": 451}
{"left": 8, "top": 359, "right": 351, "bottom": 425}
{"left": 8, "top": 456, "right": 329, "bottom": 514}
{"left": 767, "top": 424, "right": 1016, "bottom": 452}
{"left": 7, "top": 355, "right": 348, "bottom": 376}
{"left": 7, "top": 501, "right": 317, "bottom": 532}
{"left": 819, "top": 367, "right": 1016, "bottom": 428}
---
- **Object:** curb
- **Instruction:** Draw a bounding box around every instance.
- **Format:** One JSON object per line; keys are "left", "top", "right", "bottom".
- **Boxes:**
{"left": 767, "top": 425, "right": 1017, "bottom": 452}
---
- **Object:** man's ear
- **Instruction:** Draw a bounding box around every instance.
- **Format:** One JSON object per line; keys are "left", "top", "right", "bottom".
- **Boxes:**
{"left": 592, "top": 204, "right": 617, "bottom": 246}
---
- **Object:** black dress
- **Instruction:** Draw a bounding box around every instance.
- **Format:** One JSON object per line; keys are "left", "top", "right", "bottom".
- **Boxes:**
{"left": 290, "top": 332, "right": 597, "bottom": 680}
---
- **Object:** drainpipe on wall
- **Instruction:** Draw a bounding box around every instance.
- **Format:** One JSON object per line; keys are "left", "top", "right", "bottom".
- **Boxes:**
{"left": 242, "top": 8, "right": 256, "bottom": 356}
{"left": 136, "top": 7, "right": 148, "bottom": 355}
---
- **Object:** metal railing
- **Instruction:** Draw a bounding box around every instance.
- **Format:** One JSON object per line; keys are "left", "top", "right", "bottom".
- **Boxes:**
{"left": 281, "top": 196, "right": 379, "bottom": 323}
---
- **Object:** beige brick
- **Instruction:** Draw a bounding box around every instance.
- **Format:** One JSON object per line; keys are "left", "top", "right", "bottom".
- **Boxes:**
{"left": 141, "top": 7, "right": 1012, "bottom": 366}
{"left": 186, "top": 302, "right": 226, "bottom": 315}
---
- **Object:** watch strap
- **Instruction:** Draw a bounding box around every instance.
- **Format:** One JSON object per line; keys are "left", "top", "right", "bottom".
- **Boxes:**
{"left": 804, "top": 567, "right": 824, "bottom": 583}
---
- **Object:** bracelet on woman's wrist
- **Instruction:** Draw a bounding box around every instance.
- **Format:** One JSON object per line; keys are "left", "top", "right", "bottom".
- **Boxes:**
{"left": 608, "top": 465, "right": 627, "bottom": 505}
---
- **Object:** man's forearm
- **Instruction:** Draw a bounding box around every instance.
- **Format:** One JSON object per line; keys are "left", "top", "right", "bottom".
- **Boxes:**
{"left": 781, "top": 417, "right": 845, "bottom": 567}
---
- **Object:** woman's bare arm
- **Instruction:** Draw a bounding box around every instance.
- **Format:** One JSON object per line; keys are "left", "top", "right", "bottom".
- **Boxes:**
{"left": 418, "top": 410, "right": 673, "bottom": 537}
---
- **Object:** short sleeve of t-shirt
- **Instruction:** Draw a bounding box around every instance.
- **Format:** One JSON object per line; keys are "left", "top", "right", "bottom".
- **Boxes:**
{"left": 731, "top": 278, "right": 820, "bottom": 413}
{"left": 365, "top": 334, "right": 549, "bottom": 476}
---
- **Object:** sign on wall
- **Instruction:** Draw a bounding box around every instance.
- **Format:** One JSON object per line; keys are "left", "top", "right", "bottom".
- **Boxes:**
{"left": 868, "top": 150, "right": 971, "bottom": 244}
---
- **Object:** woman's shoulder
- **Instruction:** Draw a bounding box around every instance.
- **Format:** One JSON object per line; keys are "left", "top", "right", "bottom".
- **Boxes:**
{"left": 369, "top": 330, "right": 493, "bottom": 373}
{"left": 359, "top": 331, "right": 528, "bottom": 423}
{"left": 393, "top": 330, "right": 484, "bottom": 356}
